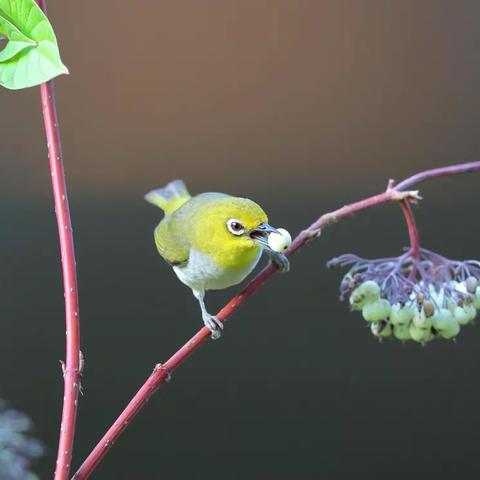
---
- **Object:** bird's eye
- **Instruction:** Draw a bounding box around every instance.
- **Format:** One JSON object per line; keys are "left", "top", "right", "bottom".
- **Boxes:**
{"left": 227, "top": 219, "right": 245, "bottom": 236}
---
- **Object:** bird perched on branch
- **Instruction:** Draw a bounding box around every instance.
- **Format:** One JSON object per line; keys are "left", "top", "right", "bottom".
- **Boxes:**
{"left": 145, "top": 180, "right": 290, "bottom": 339}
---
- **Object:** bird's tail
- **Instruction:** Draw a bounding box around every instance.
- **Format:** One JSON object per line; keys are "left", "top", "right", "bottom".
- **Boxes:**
{"left": 144, "top": 179, "right": 191, "bottom": 215}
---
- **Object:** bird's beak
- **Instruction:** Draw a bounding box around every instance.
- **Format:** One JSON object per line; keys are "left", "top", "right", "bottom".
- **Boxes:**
{"left": 249, "top": 223, "right": 280, "bottom": 249}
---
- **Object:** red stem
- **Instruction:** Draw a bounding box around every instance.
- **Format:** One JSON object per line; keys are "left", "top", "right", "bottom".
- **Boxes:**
{"left": 73, "top": 161, "right": 480, "bottom": 479}
{"left": 399, "top": 201, "right": 420, "bottom": 257}
{"left": 36, "top": 2, "right": 81, "bottom": 479}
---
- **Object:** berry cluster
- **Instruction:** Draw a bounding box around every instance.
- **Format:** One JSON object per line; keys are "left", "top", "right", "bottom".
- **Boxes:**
{"left": 328, "top": 248, "right": 480, "bottom": 343}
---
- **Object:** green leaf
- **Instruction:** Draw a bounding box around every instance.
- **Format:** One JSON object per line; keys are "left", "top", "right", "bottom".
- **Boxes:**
{"left": 0, "top": 0, "right": 68, "bottom": 90}
{"left": 0, "top": 14, "right": 36, "bottom": 63}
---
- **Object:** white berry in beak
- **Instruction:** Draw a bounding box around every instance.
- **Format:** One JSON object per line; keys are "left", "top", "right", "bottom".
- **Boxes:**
{"left": 267, "top": 228, "right": 292, "bottom": 253}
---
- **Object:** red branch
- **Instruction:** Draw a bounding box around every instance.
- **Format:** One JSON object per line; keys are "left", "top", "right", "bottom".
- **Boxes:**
{"left": 36, "top": 2, "right": 81, "bottom": 479}
{"left": 399, "top": 201, "right": 421, "bottom": 257}
{"left": 73, "top": 161, "right": 480, "bottom": 479}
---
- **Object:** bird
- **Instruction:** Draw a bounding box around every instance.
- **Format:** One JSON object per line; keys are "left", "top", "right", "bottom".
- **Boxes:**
{"left": 145, "top": 179, "right": 290, "bottom": 339}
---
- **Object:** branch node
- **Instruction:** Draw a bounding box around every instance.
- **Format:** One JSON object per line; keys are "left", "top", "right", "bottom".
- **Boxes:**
{"left": 408, "top": 190, "right": 423, "bottom": 201}
{"left": 153, "top": 363, "right": 172, "bottom": 383}
{"left": 390, "top": 189, "right": 422, "bottom": 203}
{"left": 303, "top": 227, "right": 321, "bottom": 241}
{"left": 386, "top": 178, "right": 396, "bottom": 190}
{"left": 60, "top": 359, "right": 84, "bottom": 395}
{"left": 79, "top": 350, "right": 85, "bottom": 375}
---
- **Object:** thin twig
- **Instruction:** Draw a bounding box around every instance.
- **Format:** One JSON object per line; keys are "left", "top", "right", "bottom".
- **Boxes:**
{"left": 399, "top": 201, "right": 421, "bottom": 257}
{"left": 303, "top": 189, "right": 420, "bottom": 237}
{"left": 394, "top": 161, "right": 480, "bottom": 191}
{"left": 35, "top": 2, "right": 81, "bottom": 479}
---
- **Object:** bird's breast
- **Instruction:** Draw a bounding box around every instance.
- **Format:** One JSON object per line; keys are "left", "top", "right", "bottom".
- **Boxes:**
{"left": 173, "top": 247, "right": 262, "bottom": 292}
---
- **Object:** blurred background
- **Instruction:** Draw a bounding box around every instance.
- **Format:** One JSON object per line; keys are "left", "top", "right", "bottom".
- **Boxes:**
{"left": 1, "top": 0, "right": 480, "bottom": 478}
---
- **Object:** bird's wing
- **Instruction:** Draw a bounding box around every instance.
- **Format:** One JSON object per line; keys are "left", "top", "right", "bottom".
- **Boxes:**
{"left": 153, "top": 192, "right": 231, "bottom": 267}
{"left": 154, "top": 218, "right": 190, "bottom": 266}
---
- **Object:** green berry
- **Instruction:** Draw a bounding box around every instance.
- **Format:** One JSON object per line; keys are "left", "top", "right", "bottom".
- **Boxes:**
{"left": 438, "top": 318, "right": 460, "bottom": 339}
{"left": 464, "top": 304, "right": 476, "bottom": 322}
{"left": 370, "top": 321, "right": 392, "bottom": 338}
{"left": 453, "top": 305, "right": 476, "bottom": 325}
{"left": 349, "top": 281, "right": 381, "bottom": 310}
{"left": 390, "top": 303, "right": 414, "bottom": 326}
{"left": 446, "top": 300, "right": 455, "bottom": 314}
{"left": 349, "top": 294, "right": 364, "bottom": 311}
{"left": 412, "top": 308, "right": 432, "bottom": 329}
{"left": 362, "top": 299, "right": 391, "bottom": 322}
{"left": 466, "top": 276, "right": 478, "bottom": 294}
{"left": 393, "top": 324, "right": 412, "bottom": 341}
{"left": 409, "top": 325, "right": 434, "bottom": 343}
{"left": 359, "top": 280, "right": 381, "bottom": 298}
{"left": 432, "top": 308, "right": 455, "bottom": 331}
{"left": 473, "top": 287, "right": 480, "bottom": 309}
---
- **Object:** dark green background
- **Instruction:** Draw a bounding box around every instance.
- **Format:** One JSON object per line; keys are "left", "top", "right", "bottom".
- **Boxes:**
{"left": 1, "top": 0, "right": 480, "bottom": 478}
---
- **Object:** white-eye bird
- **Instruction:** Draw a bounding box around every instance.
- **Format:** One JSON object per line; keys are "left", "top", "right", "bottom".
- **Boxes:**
{"left": 145, "top": 180, "right": 289, "bottom": 339}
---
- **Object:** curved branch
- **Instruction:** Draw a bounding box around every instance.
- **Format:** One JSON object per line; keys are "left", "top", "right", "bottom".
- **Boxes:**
{"left": 73, "top": 161, "right": 480, "bottom": 479}
{"left": 35, "top": 2, "right": 81, "bottom": 479}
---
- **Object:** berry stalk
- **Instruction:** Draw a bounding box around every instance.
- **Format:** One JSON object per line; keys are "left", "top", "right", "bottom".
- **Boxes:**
{"left": 73, "top": 162, "right": 480, "bottom": 479}
{"left": 399, "top": 200, "right": 420, "bottom": 257}
{"left": 35, "top": 2, "right": 81, "bottom": 479}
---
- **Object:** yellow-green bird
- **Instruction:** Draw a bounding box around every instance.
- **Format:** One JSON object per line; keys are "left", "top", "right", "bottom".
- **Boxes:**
{"left": 145, "top": 180, "right": 289, "bottom": 339}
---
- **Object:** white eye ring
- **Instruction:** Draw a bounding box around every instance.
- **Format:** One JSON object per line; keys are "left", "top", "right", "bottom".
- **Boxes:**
{"left": 227, "top": 218, "right": 245, "bottom": 236}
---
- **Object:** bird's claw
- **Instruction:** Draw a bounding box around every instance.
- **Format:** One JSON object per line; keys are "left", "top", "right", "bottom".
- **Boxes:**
{"left": 270, "top": 252, "right": 290, "bottom": 273}
{"left": 203, "top": 313, "right": 223, "bottom": 340}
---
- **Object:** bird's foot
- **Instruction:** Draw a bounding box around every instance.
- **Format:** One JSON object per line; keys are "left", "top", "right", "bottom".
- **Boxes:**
{"left": 202, "top": 312, "right": 224, "bottom": 340}
{"left": 269, "top": 251, "right": 290, "bottom": 273}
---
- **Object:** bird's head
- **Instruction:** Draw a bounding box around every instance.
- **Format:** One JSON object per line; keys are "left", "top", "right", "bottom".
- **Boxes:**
{"left": 194, "top": 197, "right": 280, "bottom": 267}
